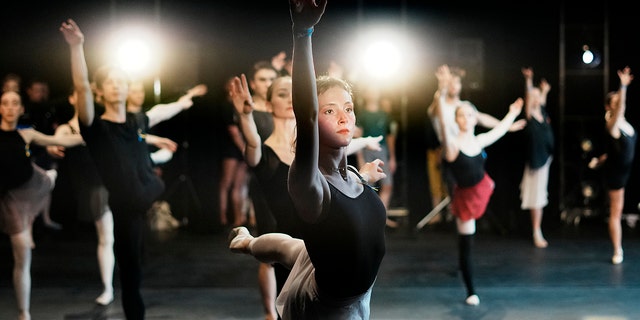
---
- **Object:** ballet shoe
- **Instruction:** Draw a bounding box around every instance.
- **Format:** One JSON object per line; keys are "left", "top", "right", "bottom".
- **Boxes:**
{"left": 229, "top": 226, "right": 253, "bottom": 253}
{"left": 612, "top": 250, "right": 623, "bottom": 265}
{"left": 465, "top": 294, "right": 480, "bottom": 306}
{"left": 95, "top": 290, "right": 114, "bottom": 306}
{"left": 533, "top": 235, "right": 548, "bottom": 248}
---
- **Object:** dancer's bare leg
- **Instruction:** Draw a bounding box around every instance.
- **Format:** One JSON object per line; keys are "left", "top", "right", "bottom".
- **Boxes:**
{"left": 258, "top": 262, "right": 278, "bottom": 320}
{"left": 229, "top": 227, "right": 304, "bottom": 269}
{"left": 231, "top": 162, "right": 249, "bottom": 227}
{"left": 95, "top": 209, "right": 115, "bottom": 305}
{"left": 43, "top": 169, "right": 62, "bottom": 230}
{"left": 219, "top": 158, "right": 238, "bottom": 226}
{"left": 11, "top": 229, "right": 33, "bottom": 320}
{"left": 609, "top": 189, "right": 625, "bottom": 264}
{"left": 530, "top": 208, "right": 547, "bottom": 248}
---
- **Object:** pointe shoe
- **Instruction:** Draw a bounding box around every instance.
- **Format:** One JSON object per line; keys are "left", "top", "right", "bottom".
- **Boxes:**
{"left": 533, "top": 235, "right": 548, "bottom": 248}
{"left": 95, "top": 290, "right": 114, "bottom": 306}
{"left": 229, "top": 227, "right": 253, "bottom": 253}
{"left": 465, "top": 294, "right": 480, "bottom": 306}
{"left": 612, "top": 250, "right": 624, "bottom": 265}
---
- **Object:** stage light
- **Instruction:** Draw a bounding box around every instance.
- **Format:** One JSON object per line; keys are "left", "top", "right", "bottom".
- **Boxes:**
{"left": 362, "top": 40, "right": 401, "bottom": 80}
{"left": 116, "top": 39, "right": 151, "bottom": 76}
{"left": 348, "top": 24, "right": 416, "bottom": 88}
{"left": 580, "top": 44, "right": 600, "bottom": 68}
{"left": 106, "top": 24, "right": 164, "bottom": 79}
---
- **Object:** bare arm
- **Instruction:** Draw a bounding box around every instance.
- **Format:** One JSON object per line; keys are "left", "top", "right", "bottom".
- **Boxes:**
{"left": 288, "top": 0, "right": 328, "bottom": 223}
{"left": 522, "top": 67, "right": 535, "bottom": 119}
{"left": 436, "top": 88, "right": 460, "bottom": 163}
{"left": 145, "top": 134, "right": 178, "bottom": 152}
{"left": 146, "top": 84, "right": 208, "bottom": 128}
{"left": 19, "top": 128, "right": 84, "bottom": 148}
{"left": 46, "top": 124, "right": 74, "bottom": 159}
{"left": 60, "top": 19, "right": 93, "bottom": 127}
{"left": 233, "top": 232, "right": 306, "bottom": 269}
{"left": 230, "top": 74, "right": 262, "bottom": 167}
{"left": 345, "top": 135, "right": 382, "bottom": 155}
{"left": 606, "top": 66, "right": 633, "bottom": 135}
{"left": 476, "top": 98, "right": 523, "bottom": 148}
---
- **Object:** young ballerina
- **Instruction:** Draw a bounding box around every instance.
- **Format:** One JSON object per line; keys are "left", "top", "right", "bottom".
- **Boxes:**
{"left": 1, "top": 90, "right": 83, "bottom": 320}
{"left": 519, "top": 67, "right": 554, "bottom": 248}
{"left": 589, "top": 66, "right": 634, "bottom": 264}
{"left": 229, "top": 73, "right": 384, "bottom": 319}
{"left": 433, "top": 65, "right": 524, "bottom": 306}
{"left": 229, "top": 0, "right": 387, "bottom": 318}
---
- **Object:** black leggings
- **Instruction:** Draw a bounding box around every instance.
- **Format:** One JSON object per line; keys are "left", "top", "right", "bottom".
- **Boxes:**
{"left": 458, "top": 234, "right": 475, "bottom": 297}
{"left": 112, "top": 206, "right": 146, "bottom": 320}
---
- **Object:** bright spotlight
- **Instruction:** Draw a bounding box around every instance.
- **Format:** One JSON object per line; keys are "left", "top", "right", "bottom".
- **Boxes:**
{"left": 116, "top": 39, "right": 151, "bottom": 76}
{"left": 582, "top": 47, "right": 594, "bottom": 64}
{"left": 106, "top": 24, "right": 163, "bottom": 79}
{"left": 363, "top": 40, "right": 401, "bottom": 80}
{"left": 581, "top": 44, "right": 600, "bottom": 68}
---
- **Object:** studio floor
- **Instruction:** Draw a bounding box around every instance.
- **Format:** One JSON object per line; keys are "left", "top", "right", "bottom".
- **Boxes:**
{"left": 1, "top": 210, "right": 639, "bottom": 320}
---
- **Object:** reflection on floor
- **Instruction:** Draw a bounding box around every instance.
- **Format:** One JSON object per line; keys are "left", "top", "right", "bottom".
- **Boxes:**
{"left": 1, "top": 212, "right": 639, "bottom": 320}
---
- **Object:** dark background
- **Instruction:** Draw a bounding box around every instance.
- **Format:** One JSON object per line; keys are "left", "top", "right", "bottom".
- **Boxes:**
{"left": 2, "top": 1, "right": 638, "bottom": 234}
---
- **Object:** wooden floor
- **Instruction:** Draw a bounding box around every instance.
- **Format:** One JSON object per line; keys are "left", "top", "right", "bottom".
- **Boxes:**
{"left": 1, "top": 210, "right": 639, "bottom": 320}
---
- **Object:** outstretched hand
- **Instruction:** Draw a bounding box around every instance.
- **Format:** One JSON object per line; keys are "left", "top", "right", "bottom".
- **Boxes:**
{"left": 60, "top": 19, "right": 84, "bottom": 46}
{"left": 187, "top": 84, "right": 208, "bottom": 97}
{"left": 230, "top": 74, "right": 255, "bottom": 115}
{"left": 364, "top": 135, "right": 383, "bottom": 151}
{"left": 359, "top": 159, "right": 386, "bottom": 185}
{"left": 289, "top": 0, "right": 327, "bottom": 31}
{"left": 618, "top": 66, "right": 633, "bottom": 87}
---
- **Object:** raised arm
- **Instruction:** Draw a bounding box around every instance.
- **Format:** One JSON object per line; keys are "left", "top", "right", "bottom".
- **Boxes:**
{"left": 606, "top": 66, "right": 633, "bottom": 135}
{"left": 476, "top": 98, "right": 523, "bottom": 148}
{"left": 288, "top": 0, "right": 328, "bottom": 223}
{"left": 146, "top": 84, "right": 208, "bottom": 128}
{"left": 539, "top": 78, "right": 551, "bottom": 107}
{"left": 60, "top": 19, "right": 94, "bottom": 127}
{"left": 522, "top": 67, "right": 535, "bottom": 119}
{"left": 229, "top": 74, "right": 261, "bottom": 167}
{"left": 435, "top": 87, "right": 460, "bottom": 163}
{"left": 427, "top": 64, "right": 450, "bottom": 118}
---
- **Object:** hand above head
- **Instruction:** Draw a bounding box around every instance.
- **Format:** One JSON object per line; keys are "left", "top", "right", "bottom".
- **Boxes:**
{"left": 289, "top": 0, "right": 327, "bottom": 31}
{"left": 230, "top": 74, "right": 255, "bottom": 115}
{"left": 60, "top": 19, "right": 84, "bottom": 46}
{"left": 435, "top": 64, "right": 451, "bottom": 87}
{"left": 618, "top": 66, "right": 633, "bottom": 87}
{"left": 521, "top": 67, "right": 533, "bottom": 79}
{"left": 539, "top": 78, "right": 551, "bottom": 93}
{"left": 271, "top": 51, "right": 288, "bottom": 72}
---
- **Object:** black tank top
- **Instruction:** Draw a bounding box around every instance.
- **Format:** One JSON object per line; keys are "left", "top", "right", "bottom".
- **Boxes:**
{"left": 301, "top": 180, "right": 386, "bottom": 298}
{"left": 0, "top": 130, "right": 33, "bottom": 193}
{"left": 448, "top": 151, "right": 486, "bottom": 188}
